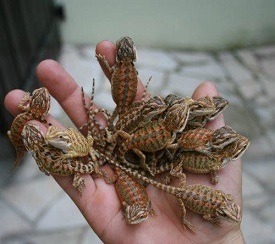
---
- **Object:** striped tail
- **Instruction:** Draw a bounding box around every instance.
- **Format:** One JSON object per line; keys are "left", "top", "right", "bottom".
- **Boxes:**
{"left": 102, "top": 153, "right": 181, "bottom": 196}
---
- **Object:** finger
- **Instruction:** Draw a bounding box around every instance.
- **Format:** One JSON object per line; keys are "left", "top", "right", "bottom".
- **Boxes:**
{"left": 36, "top": 60, "right": 107, "bottom": 129}
{"left": 4, "top": 89, "right": 25, "bottom": 116}
{"left": 192, "top": 81, "right": 225, "bottom": 129}
{"left": 95, "top": 40, "right": 147, "bottom": 101}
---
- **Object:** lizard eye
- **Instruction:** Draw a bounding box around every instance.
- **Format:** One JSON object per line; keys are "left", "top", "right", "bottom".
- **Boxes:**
{"left": 59, "top": 136, "right": 63, "bottom": 139}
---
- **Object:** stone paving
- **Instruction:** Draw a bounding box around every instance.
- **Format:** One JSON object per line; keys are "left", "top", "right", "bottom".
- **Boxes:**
{"left": 1, "top": 43, "right": 275, "bottom": 243}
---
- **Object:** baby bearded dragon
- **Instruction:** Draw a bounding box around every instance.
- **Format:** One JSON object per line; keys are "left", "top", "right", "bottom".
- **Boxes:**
{"left": 161, "top": 134, "right": 250, "bottom": 184}
{"left": 44, "top": 126, "right": 103, "bottom": 169}
{"left": 165, "top": 95, "right": 215, "bottom": 118}
{"left": 106, "top": 96, "right": 167, "bottom": 169}
{"left": 188, "top": 96, "right": 228, "bottom": 128}
{"left": 164, "top": 94, "right": 228, "bottom": 128}
{"left": 113, "top": 103, "right": 189, "bottom": 176}
{"left": 45, "top": 126, "right": 94, "bottom": 158}
{"left": 208, "top": 96, "right": 229, "bottom": 120}
{"left": 114, "top": 167, "right": 155, "bottom": 224}
{"left": 100, "top": 154, "right": 242, "bottom": 232}
{"left": 169, "top": 125, "right": 240, "bottom": 156}
{"left": 7, "top": 87, "right": 50, "bottom": 170}
{"left": 21, "top": 124, "right": 97, "bottom": 194}
{"left": 115, "top": 96, "right": 168, "bottom": 133}
{"left": 96, "top": 36, "right": 138, "bottom": 122}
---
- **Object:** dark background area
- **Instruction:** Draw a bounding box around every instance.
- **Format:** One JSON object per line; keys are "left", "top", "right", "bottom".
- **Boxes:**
{"left": 0, "top": 0, "right": 62, "bottom": 161}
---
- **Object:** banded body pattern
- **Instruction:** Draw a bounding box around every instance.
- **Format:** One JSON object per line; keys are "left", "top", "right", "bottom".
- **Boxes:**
{"left": 114, "top": 168, "right": 154, "bottom": 224}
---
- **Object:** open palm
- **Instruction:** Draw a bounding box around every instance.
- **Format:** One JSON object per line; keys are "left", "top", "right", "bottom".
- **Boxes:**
{"left": 5, "top": 41, "right": 244, "bottom": 243}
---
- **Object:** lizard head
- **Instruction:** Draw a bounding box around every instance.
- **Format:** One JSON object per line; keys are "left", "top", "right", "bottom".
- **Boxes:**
{"left": 21, "top": 123, "right": 45, "bottom": 151}
{"left": 116, "top": 36, "right": 137, "bottom": 62}
{"left": 164, "top": 94, "right": 185, "bottom": 106}
{"left": 142, "top": 96, "right": 167, "bottom": 119}
{"left": 45, "top": 126, "right": 72, "bottom": 152}
{"left": 123, "top": 204, "right": 149, "bottom": 225}
{"left": 230, "top": 135, "right": 250, "bottom": 160}
{"left": 217, "top": 199, "right": 242, "bottom": 223}
{"left": 187, "top": 96, "right": 216, "bottom": 118}
{"left": 30, "top": 87, "right": 51, "bottom": 116}
{"left": 164, "top": 103, "right": 189, "bottom": 133}
{"left": 209, "top": 96, "right": 228, "bottom": 120}
{"left": 221, "top": 135, "right": 250, "bottom": 165}
{"left": 212, "top": 126, "right": 239, "bottom": 150}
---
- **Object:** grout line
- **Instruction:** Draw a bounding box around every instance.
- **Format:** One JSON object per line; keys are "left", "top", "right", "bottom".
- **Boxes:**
{"left": 33, "top": 189, "right": 66, "bottom": 225}
{"left": 0, "top": 193, "right": 35, "bottom": 227}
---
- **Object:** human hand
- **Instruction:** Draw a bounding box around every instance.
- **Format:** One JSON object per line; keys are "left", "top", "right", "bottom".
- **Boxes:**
{"left": 4, "top": 40, "right": 245, "bottom": 243}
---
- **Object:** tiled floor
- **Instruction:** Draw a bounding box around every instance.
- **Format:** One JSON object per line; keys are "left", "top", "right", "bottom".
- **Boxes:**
{"left": 1, "top": 43, "right": 275, "bottom": 243}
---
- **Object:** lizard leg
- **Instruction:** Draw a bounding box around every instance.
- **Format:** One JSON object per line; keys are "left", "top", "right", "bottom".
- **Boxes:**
{"left": 178, "top": 199, "right": 195, "bottom": 232}
{"left": 210, "top": 170, "right": 219, "bottom": 185}
{"left": 95, "top": 54, "right": 114, "bottom": 75}
{"left": 132, "top": 148, "right": 155, "bottom": 176}
{"left": 73, "top": 173, "right": 86, "bottom": 195}
{"left": 148, "top": 153, "right": 158, "bottom": 176}
{"left": 109, "top": 107, "right": 118, "bottom": 127}
{"left": 147, "top": 201, "right": 156, "bottom": 216}
{"left": 71, "top": 159, "right": 94, "bottom": 174}
{"left": 163, "top": 174, "right": 172, "bottom": 185}
{"left": 170, "top": 164, "right": 186, "bottom": 188}
{"left": 108, "top": 129, "right": 131, "bottom": 152}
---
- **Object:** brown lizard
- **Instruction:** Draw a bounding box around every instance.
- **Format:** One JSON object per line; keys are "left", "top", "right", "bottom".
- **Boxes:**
{"left": 114, "top": 167, "right": 155, "bottom": 224}
{"left": 158, "top": 134, "right": 249, "bottom": 184}
{"left": 164, "top": 94, "right": 228, "bottom": 128}
{"left": 169, "top": 125, "right": 240, "bottom": 156}
{"left": 45, "top": 126, "right": 100, "bottom": 165}
{"left": 7, "top": 87, "right": 50, "bottom": 170}
{"left": 187, "top": 96, "right": 228, "bottom": 128}
{"left": 96, "top": 36, "right": 139, "bottom": 123}
{"left": 22, "top": 123, "right": 99, "bottom": 194}
{"left": 165, "top": 95, "right": 215, "bottom": 118}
